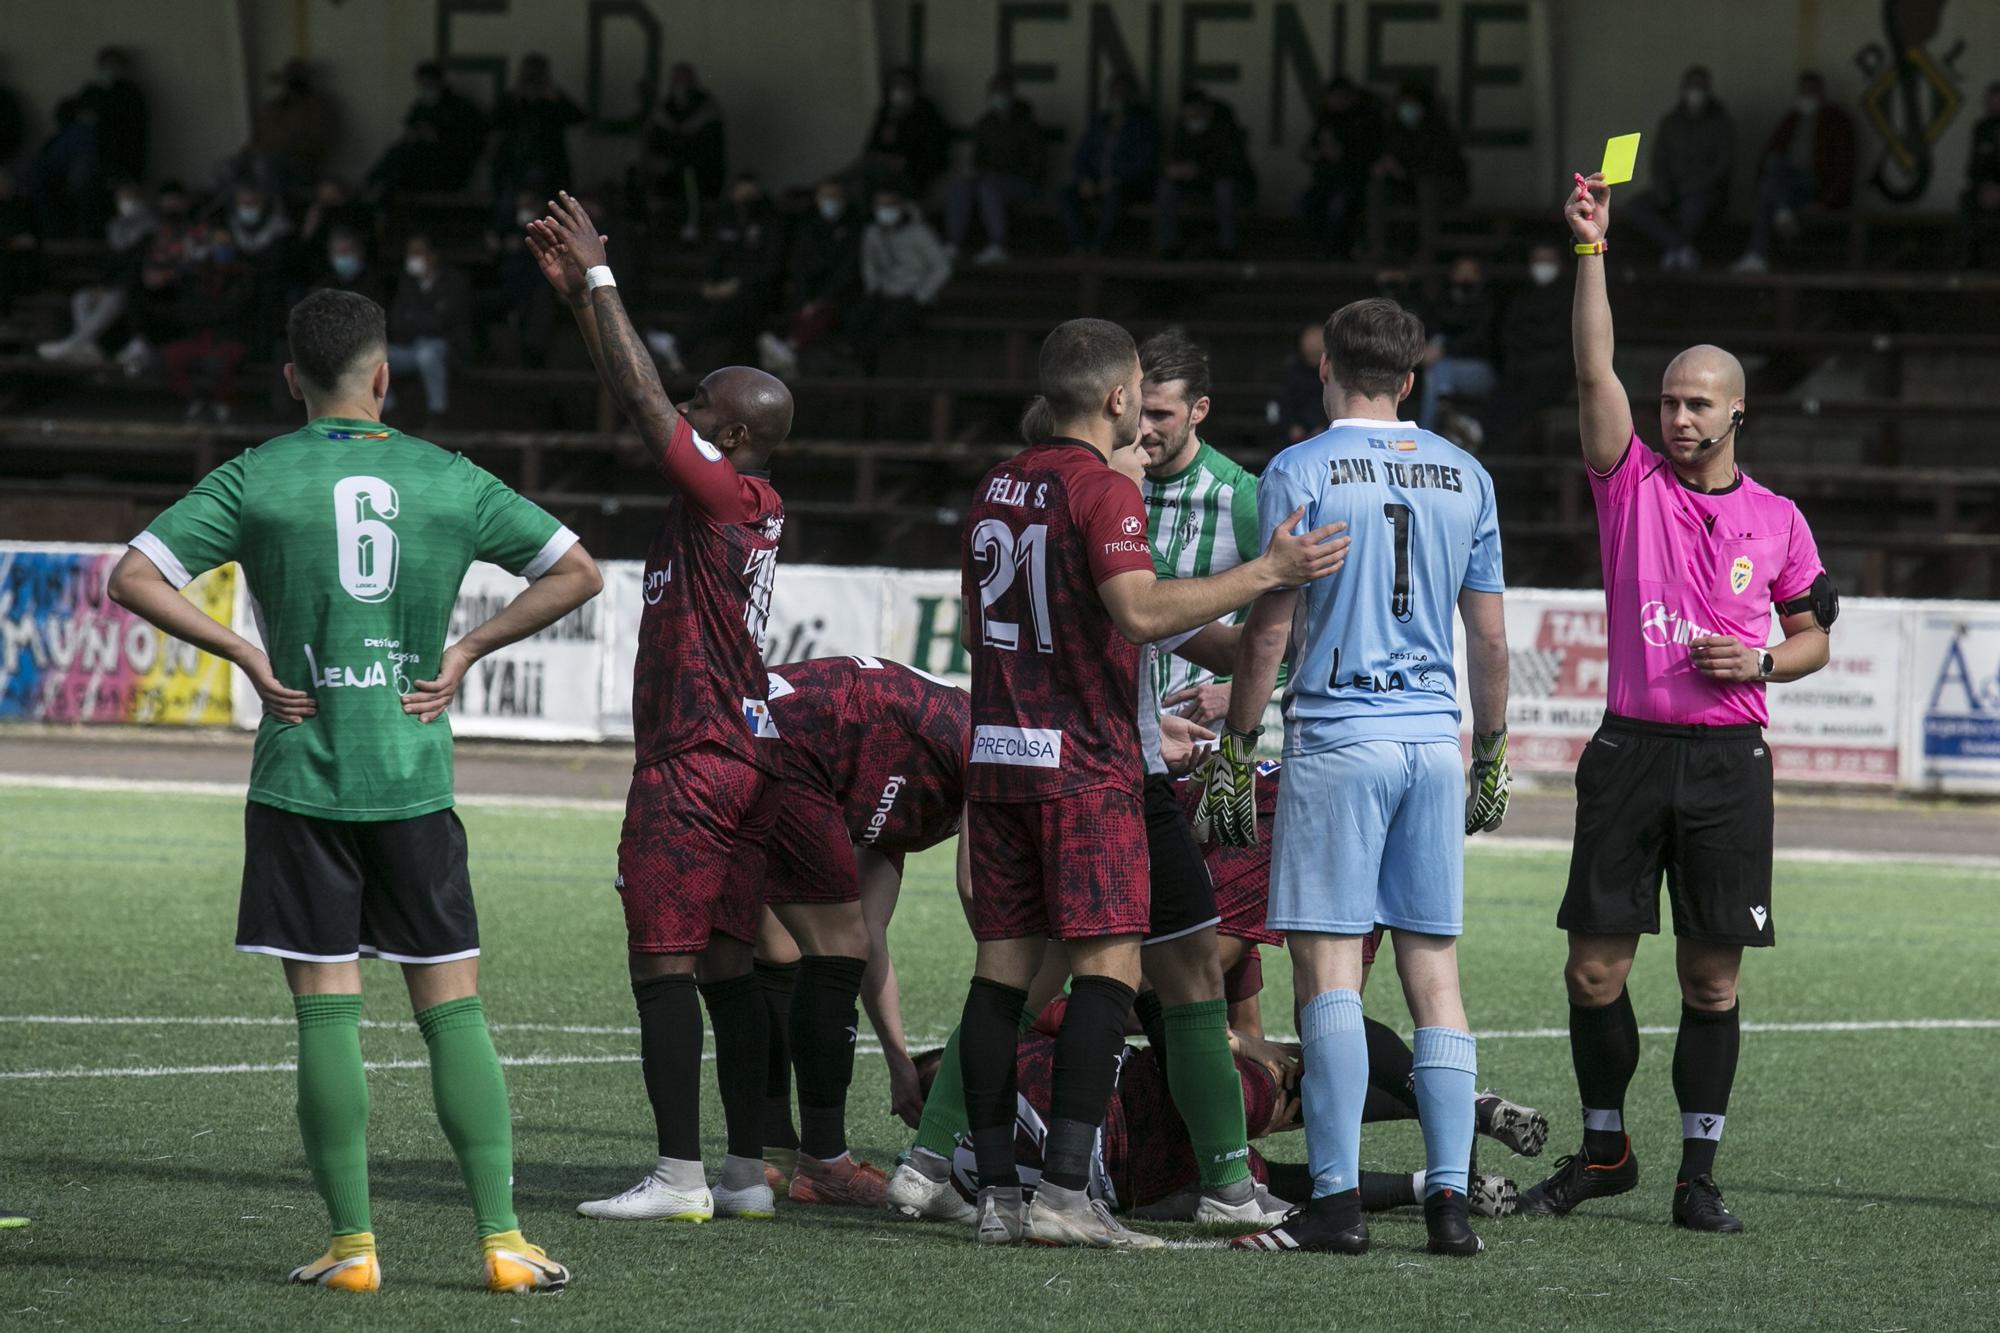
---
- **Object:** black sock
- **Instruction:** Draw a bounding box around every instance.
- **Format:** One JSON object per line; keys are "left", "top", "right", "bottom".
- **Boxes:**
{"left": 792, "top": 954, "right": 867, "bottom": 1161}
{"left": 1571, "top": 987, "right": 1640, "bottom": 1161}
{"left": 754, "top": 960, "right": 800, "bottom": 1153}
{"left": 1673, "top": 1002, "right": 1740, "bottom": 1181}
{"left": 1359, "top": 1170, "right": 1419, "bottom": 1211}
{"left": 1364, "top": 1016, "right": 1420, "bottom": 1116}
{"left": 633, "top": 974, "right": 702, "bottom": 1160}
{"left": 961, "top": 977, "right": 1030, "bottom": 1190}
{"left": 1134, "top": 989, "right": 1169, "bottom": 1095}
{"left": 699, "top": 973, "right": 769, "bottom": 1162}
{"left": 1044, "top": 974, "right": 1137, "bottom": 1191}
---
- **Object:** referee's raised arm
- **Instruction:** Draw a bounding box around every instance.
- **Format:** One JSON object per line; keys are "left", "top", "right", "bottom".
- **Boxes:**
{"left": 1565, "top": 172, "right": 1632, "bottom": 474}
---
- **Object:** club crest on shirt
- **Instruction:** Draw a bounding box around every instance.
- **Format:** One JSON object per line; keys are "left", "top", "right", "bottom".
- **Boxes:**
{"left": 1730, "top": 555, "right": 1754, "bottom": 595}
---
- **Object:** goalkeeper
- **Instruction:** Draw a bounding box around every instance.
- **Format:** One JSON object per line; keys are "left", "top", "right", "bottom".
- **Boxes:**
{"left": 1205, "top": 297, "right": 1511, "bottom": 1259}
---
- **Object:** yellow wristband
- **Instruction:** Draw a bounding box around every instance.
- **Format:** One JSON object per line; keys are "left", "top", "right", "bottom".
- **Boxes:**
{"left": 1573, "top": 240, "right": 1608, "bottom": 256}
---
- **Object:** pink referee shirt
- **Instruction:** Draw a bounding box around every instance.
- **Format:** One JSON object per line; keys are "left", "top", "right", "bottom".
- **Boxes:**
{"left": 1590, "top": 436, "right": 1824, "bottom": 727}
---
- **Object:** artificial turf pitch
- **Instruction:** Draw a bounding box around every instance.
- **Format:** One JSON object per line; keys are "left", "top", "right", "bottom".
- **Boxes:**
{"left": 1, "top": 784, "right": 1995, "bottom": 1331}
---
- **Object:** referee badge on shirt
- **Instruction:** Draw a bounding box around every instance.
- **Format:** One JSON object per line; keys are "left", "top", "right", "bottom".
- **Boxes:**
{"left": 1730, "top": 555, "right": 1754, "bottom": 595}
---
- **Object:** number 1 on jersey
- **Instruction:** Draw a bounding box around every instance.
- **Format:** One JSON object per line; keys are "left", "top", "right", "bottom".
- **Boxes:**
{"left": 1383, "top": 502, "right": 1414, "bottom": 624}
{"left": 971, "top": 519, "right": 1054, "bottom": 653}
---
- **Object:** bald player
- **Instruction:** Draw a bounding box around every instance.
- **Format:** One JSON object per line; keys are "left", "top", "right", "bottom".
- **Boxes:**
{"left": 1520, "top": 174, "right": 1835, "bottom": 1234}
{"left": 528, "top": 195, "right": 802, "bottom": 1224}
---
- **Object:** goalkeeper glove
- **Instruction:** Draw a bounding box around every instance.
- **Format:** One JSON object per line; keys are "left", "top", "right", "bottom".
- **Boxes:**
{"left": 1196, "top": 727, "right": 1261, "bottom": 847}
{"left": 1466, "top": 728, "right": 1511, "bottom": 835}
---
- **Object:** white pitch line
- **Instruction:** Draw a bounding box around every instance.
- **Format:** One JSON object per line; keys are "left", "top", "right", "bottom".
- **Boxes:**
{"left": 0, "top": 1014, "right": 647, "bottom": 1036}
{"left": 2, "top": 1045, "right": 891, "bottom": 1082}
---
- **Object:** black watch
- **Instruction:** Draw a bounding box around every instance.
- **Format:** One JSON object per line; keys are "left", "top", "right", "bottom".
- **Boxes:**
{"left": 1758, "top": 651, "right": 1775, "bottom": 679}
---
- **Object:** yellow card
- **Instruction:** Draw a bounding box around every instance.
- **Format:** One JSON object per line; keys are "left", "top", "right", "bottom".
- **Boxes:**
{"left": 1600, "top": 133, "right": 1641, "bottom": 186}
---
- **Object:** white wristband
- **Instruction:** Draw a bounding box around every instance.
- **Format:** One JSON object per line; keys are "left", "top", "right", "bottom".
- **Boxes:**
{"left": 584, "top": 265, "right": 616, "bottom": 290}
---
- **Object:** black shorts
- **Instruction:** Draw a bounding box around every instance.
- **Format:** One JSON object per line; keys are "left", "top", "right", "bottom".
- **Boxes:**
{"left": 237, "top": 802, "right": 479, "bottom": 964}
{"left": 1559, "top": 713, "right": 1775, "bottom": 947}
{"left": 1141, "top": 775, "right": 1220, "bottom": 946}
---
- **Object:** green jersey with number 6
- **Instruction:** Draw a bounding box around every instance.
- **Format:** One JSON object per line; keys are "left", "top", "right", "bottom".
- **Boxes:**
{"left": 132, "top": 417, "right": 576, "bottom": 821}
{"left": 1140, "top": 439, "right": 1262, "bottom": 706}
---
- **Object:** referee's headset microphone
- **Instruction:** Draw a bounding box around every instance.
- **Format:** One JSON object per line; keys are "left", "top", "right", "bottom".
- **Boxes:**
{"left": 1696, "top": 408, "right": 1745, "bottom": 451}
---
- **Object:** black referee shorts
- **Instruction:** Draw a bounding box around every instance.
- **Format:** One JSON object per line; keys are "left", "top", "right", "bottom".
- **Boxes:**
{"left": 1142, "top": 774, "right": 1221, "bottom": 946}
{"left": 236, "top": 802, "right": 480, "bottom": 964}
{"left": 1559, "top": 712, "right": 1775, "bottom": 948}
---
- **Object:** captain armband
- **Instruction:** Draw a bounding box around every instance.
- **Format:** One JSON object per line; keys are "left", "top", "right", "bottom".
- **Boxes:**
{"left": 1777, "top": 572, "right": 1839, "bottom": 631}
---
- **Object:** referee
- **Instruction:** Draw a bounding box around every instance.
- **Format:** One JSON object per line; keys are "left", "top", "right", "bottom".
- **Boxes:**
{"left": 109, "top": 288, "right": 602, "bottom": 1291}
{"left": 1519, "top": 174, "right": 1837, "bottom": 1233}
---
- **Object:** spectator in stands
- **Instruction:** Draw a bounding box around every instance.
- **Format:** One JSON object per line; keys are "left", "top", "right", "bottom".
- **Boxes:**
{"left": 643, "top": 61, "right": 726, "bottom": 244}
{"left": 944, "top": 72, "right": 1046, "bottom": 265}
{"left": 1956, "top": 82, "right": 2000, "bottom": 269}
{"left": 31, "top": 46, "right": 148, "bottom": 236}
{"left": 244, "top": 59, "right": 340, "bottom": 201}
{"left": 491, "top": 53, "right": 586, "bottom": 200}
{"left": 309, "top": 225, "right": 387, "bottom": 306}
{"left": 643, "top": 173, "right": 786, "bottom": 373}
{"left": 0, "top": 168, "right": 41, "bottom": 316}
{"left": 367, "top": 61, "right": 488, "bottom": 199}
{"left": 759, "top": 176, "right": 865, "bottom": 378}
{"left": 296, "top": 176, "right": 372, "bottom": 267}
{"left": 1489, "top": 241, "right": 1573, "bottom": 450}
{"left": 1155, "top": 87, "right": 1255, "bottom": 259}
{"left": 1270, "top": 320, "right": 1327, "bottom": 445}
{"left": 1732, "top": 72, "right": 1856, "bottom": 274}
{"left": 859, "top": 67, "right": 950, "bottom": 197}
{"left": 1417, "top": 255, "right": 1498, "bottom": 438}
{"left": 1301, "top": 77, "right": 1382, "bottom": 260}
{"left": 386, "top": 233, "right": 471, "bottom": 423}
{"left": 1061, "top": 75, "right": 1159, "bottom": 254}
{"left": 121, "top": 180, "right": 198, "bottom": 375}
{"left": 225, "top": 178, "right": 297, "bottom": 357}
{"left": 37, "top": 180, "right": 154, "bottom": 365}
{"left": 1621, "top": 65, "right": 1735, "bottom": 271}
{"left": 845, "top": 181, "right": 950, "bottom": 374}
{"left": 477, "top": 189, "right": 557, "bottom": 368}
{"left": 158, "top": 216, "right": 254, "bottom": 424}
{"left": 1364, "top": 83, "right": 1468, "bottom": 262}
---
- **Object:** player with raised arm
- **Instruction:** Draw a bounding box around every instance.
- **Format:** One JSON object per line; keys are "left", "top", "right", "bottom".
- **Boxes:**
{"left": 954, "top": 317, "right": 1347, "bottom": 1250}
{"left": 1518, "top": 175, "right": 1834, "bottom": 1233}
{"left": 752, "top": 654, "right": 970, "bottom": 1206}
{"left": 1215, "top": 297, "right": 1511, "bottom": 1259}
{"left": 527, "top": 194, "right": 801, "bottom": 1225}
{"left": 107, "top": 288, "right": 602, "bottom": 1294}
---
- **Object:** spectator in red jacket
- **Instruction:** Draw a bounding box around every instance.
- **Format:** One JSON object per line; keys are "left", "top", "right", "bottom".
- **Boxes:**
{"left": 1732, "top": 72, "right": 1855, "bottom": 273}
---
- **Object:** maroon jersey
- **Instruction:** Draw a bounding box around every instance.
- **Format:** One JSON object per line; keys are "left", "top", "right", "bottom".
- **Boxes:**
{"left": 765, "top": 655, "right": 970, "bottom": 855}
{"left": 632, "top": 413, "right": 785, "bottom": 774}
{"left": 961, "top": 438, "right": 1155, "bottom": 802}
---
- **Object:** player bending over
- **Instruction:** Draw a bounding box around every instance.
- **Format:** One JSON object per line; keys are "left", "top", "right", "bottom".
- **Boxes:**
{"left": 108, "top": 288, "right": 601, "bottom": 1293}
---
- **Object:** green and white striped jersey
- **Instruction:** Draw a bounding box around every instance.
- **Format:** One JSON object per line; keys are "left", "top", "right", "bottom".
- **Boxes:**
{"left": 1140, "top": 439, "right": 1262, "bottom": 706}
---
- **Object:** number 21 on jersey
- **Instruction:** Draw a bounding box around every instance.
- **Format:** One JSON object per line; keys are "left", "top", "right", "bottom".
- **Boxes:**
{"left": 334, "top": 475, "right": 400, "bottom": 604}
{"left": 971, "top": 519, "right": 1053, "bottom": 653}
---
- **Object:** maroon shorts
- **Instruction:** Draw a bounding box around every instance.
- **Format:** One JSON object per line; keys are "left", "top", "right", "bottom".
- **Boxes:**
{"left": 616, "top": 745, "right": 781, "bottom": 952}
{"left": 763, "top": 789, "right": 861, "bottom": 906}
{"left": 1214, "top": 866, "right": 1282, "bottom": 947}
{"left": 967, "top": 788, "right": 1148, "bottom": 941}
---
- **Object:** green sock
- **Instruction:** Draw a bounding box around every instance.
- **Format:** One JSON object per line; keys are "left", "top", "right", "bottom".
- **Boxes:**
{"left": 293, "top": 993, "right": 372, "bottom": 1236}
{"left": 912, "top": 1007, "right": 1034, "bottom": 1159}
{"left": 416, "top": 996, "right": 519, "bottom": 1237}
{"left": 1164, "top": 999, "right": 1252, "bottom": 1188}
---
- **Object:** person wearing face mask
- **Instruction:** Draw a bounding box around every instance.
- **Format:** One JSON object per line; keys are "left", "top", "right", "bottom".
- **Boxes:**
{"left": 1620, "top": 66, "right": 1736, "bottom": 273}
{"left": 1416, "top": 256, "right": 1498, "bottom": 438}
{"left": 1301, "top": 79, "right": 1384, "bottom": 261}
{"left": 225, "top": 180, "right": 298, "bottom": 362}
{"left": 1732, "top": 72, "right": 1855, "bottom": 274}
{"left": 1156, "top": 88, "right": 1256, "bottom": 260}
{"left": 475, "top": 190, "right": 559, "bottom": 370}
{"left": 1062, "top": 74, "right": 1160, "bottom": 254}
{"left": 367, "top": 62, "right": 488, "bottom": 200}
{"left": 1364, "top": 84, "right": 1468, "bottom": 262}
{"left": 298, "top": 177, "right": 373, "bottom": 264}
{"left": 1487, "top": 242, "right": 1575, "bottom": 459}
{"left": 1958, "top": 82, "right": 2000, "bottom": 269}
{"left": 644, "top": 175, "right": 787, "bottom": 375}
{"left": 643, "top": 62, "right": 727, "bottom": 245}
{"left": 386, "top": 234, "right": 472, "bottom": 423}
{"left": 37, "top": 180, "right": 155, "bottom": 365}
{"left": 310, "top": 227, "right": 387, "bottom": 309}
{"left": 32, "top": 46, "right": 148, "bottom": 237}
{"left": 158, "top": 198, "right": 256, "bottom": 425}
{"left": 944, "top": 73, "right": 1047, "bottom": 265}
{"left": 760, "top": 179, "right": 866, "bottom": 378}
{"left": 859, "top": 68, "right": 950, "bottom": 196}
{"left": 844, "top": 183, "right": 951, "bottom": 375}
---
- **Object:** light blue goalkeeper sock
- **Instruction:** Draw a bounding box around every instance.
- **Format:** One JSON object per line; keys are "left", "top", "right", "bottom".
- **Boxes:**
{"left": 1300, "top": 988, "right": 1367, "bottom": 1198}
{"left": 1412, "top": 1026, "right": 1478, "bottom": 1197}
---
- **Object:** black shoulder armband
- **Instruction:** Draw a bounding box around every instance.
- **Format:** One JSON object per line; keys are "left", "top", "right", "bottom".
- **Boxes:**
{"left": 1777, "top": 572, "right": 1838, "bottom": 631}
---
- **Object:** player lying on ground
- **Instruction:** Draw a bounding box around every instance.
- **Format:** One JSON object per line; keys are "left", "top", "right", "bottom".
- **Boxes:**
{"left": 529, "top": 195, "right": 801, "bottom": 1225}
{"left": 747, "top": 654, "right": 970, "bottom": 1207}
{"left": 108, "top": 287, "right": 601, "bottom": 1293}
